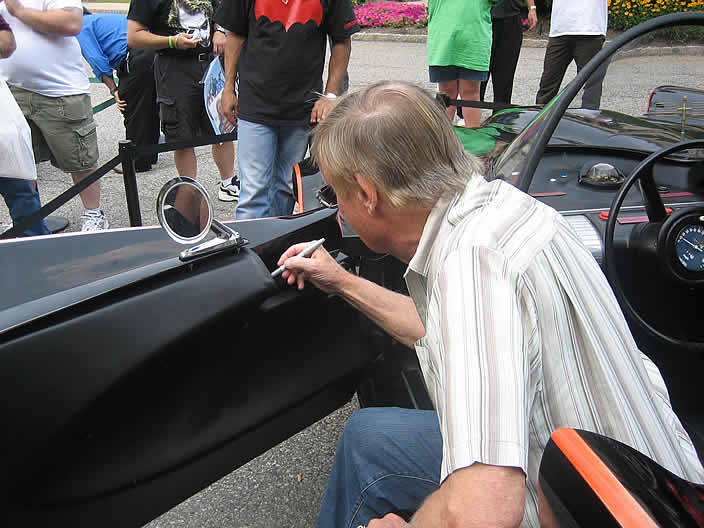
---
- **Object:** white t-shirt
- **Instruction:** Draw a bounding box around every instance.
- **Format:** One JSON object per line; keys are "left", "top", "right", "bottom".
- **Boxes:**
{"left": 0, "top": 0, "right": 89, "bottom": 97}
{"left": 549, "top": 0, "right": 608, "bottom": 37}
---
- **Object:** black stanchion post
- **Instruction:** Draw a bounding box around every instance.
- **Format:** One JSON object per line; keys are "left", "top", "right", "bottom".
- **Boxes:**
{"left": 119, "top": 139, "right": 143, "bottom": 227}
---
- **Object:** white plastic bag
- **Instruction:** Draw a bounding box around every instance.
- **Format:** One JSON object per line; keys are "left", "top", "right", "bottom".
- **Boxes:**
{"left": 0, "top": 78, "right": 37, "bottom": 180}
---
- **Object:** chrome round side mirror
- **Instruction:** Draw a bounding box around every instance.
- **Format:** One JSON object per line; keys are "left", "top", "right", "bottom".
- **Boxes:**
{"left": 156, "top": 176, "right": 247, "bottom": 261}
{"left": 157, "top": 177, "right": 213, "bottom": 244}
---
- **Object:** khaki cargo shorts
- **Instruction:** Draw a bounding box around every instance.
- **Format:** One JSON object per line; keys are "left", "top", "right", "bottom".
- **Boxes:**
{"left": 9, "top": 85, "right": 99, "bottom": 173}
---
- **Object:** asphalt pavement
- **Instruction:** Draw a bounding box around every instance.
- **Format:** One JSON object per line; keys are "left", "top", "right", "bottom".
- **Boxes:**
{"left": 3, "top": 15, "right": 703, "bottom": 527}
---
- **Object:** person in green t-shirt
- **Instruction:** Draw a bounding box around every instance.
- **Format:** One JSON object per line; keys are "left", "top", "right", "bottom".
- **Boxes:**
{"left": 427, "top": 0, "right": 498, "bottom": 128}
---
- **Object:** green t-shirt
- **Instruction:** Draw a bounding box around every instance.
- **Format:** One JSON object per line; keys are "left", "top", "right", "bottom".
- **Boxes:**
{"left": 427, "top": 0, "right": 495, "bottom": 71}
{"left": 454, "top": 125, "right": 498, "bottom": 155}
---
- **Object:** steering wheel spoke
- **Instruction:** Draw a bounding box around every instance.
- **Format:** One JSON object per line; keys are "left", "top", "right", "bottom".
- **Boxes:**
{"left": 637, "top": 167, "right": 668, "bottom": 223}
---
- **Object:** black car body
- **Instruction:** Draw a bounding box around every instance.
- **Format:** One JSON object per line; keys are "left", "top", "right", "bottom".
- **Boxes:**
{"left": 1, "top": 11, "right": 704, "bottom": 527}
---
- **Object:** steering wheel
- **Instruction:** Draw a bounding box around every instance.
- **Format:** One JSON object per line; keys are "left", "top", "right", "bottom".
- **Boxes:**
{"left": 604, "top": 139, "right": 704, "bottom": 352}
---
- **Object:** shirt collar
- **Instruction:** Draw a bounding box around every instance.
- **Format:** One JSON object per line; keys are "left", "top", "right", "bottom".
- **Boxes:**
{"left": 406, "top": 175, "right": 483, "bottom": 278}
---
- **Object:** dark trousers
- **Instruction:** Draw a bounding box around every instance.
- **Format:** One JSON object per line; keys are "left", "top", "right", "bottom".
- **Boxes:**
{"left": 480, "top": 14, "right": 523, "bottom": 105}
{"left": 116, "top": 48, "right": 160, "bottom": 170}
{"left": 535, "top": 34, "right": 607, "bottom": 110}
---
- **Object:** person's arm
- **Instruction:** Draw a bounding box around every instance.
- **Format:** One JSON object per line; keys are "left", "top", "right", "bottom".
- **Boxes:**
{"left": 311, "top": 37, "right": 351, "bottom": 123}
{"left": 371, "top": 247, "right": 536, "bottom": 527}
{"left": 77, "top": 29, "right": 114, "bottom": 83}
{"left": 126, "top": 19, "right": 198, "bottom": 51}
{"left": 101, "top": 72, "right": 118, "bottom": 94}
{"left": 99, "top": 72, "right": 125, "bottom": 111}
{"left": 0, "top": 28, "right": 15, "bottom": 58}
{"left": 325, "top": 38, "right": 351, "bottom": 96}
{"left": 106, "top": 73, "right": 127, "bottom": 113}
{"left": 3, "top": 0, "right": 82, "bottom": 36}
{"left": 526, "top": 0, "right": 538, "bottom": 30}
{"left": 220, "top": 31, "right": 245, "bottom": 126}
{"left": 212, "top": 24, "right": 226, "bottom": 54}
{"left": 404, "top": 464, "right": 525, "bottom": 528}
{"left": 277, "top": 243, "right": 426, "bottom": 347}
{"left": 370, "top": 465, "right": 525, "bottom": 527}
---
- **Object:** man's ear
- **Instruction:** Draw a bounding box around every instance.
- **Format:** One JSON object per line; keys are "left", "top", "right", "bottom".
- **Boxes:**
{"left": 353, "top": 173, "right": 378, "bottom": 215}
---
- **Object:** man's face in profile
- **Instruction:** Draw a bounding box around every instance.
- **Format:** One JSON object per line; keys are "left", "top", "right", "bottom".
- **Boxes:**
{"left": 322, "top": 170, "right": 388, "bottom": 255}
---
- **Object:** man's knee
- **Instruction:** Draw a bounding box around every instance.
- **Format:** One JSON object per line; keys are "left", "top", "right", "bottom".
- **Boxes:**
{"left": 342, "top": 407, "right": 431, "bottom": 460}
{"left": 341, "top": 408, "right": 402, "bottom": 458}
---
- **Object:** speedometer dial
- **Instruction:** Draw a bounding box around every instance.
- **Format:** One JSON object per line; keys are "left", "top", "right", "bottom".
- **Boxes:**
{"left": 675, "top": 225, "right": 704, "bottom": 272}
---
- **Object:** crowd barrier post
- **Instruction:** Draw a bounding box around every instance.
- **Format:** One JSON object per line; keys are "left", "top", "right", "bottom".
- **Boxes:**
{"left": 118, "top": 139, "right": 143, "bottom": 227}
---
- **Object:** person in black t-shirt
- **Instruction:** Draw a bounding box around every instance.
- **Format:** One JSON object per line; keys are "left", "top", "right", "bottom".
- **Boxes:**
{"left": 479, "top": 0, "right": 537, "bottom": 107}
{"left": 127, "top": 0, "right": 240, "bottom": 203}
{"left": 216, "top": 0, "right": 359, "bottom": 219}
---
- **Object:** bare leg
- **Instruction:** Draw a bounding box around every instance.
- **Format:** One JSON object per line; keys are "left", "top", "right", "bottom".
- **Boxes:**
{"left": 459, "top": 79, "right": 481, "bottom": 128}
{"left": 438, "top": 80, "right": 459, "bottom": 121}
{"left": 71, "top": 169, "right": 100, "bottom": 210}
{"left": 212, "top": 141, "right": 235, "bottom": 181}
{"left": 174, "top": 147, "right": 197, "bottom": 179}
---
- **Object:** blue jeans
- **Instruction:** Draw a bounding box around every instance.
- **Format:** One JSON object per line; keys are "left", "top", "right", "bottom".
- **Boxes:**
{"left": 0, "top": 177, "right": 50, "bottom": 237}
{"left": 236, "top": 119, "right": 310, "bottom": 219}
{"left": 316, "top": 408, "right": 442, "bottom": 528}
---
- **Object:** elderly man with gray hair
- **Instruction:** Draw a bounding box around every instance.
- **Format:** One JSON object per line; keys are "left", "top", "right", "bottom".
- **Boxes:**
{"left": 277, "top": 81, "right": 704, "bottom": 527}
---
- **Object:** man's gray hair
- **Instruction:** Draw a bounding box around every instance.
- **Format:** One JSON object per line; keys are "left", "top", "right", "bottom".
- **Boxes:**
{"left": 311, "top": 81, "right": 484, "bottom": 208}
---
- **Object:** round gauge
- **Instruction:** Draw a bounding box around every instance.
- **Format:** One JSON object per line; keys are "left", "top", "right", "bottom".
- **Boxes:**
{"left": 675, "top": 225, "right": 704, "bottom": 272}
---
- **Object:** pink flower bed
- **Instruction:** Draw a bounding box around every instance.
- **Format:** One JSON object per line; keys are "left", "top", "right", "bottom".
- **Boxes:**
{"left": 353, "top": 1, "right": 428, "bottom": 27}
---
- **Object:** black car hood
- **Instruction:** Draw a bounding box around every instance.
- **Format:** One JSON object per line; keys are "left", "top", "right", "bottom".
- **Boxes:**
{"left": 484, "top": 107, "right": 704, "bottom": 157}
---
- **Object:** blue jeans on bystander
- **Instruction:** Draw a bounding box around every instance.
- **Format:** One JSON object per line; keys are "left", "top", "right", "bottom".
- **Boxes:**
{"left": 0, "top": 177, "right": 50, "bottom": 237}
{"left": 236, "top": 119, "right": 310, "bottom": 219}
{"left": 316, "top": 407, "right": 443, "bottom": 528}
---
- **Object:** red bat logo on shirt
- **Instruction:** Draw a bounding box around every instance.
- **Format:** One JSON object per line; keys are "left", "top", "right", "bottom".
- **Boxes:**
{"left": 255, "top": 0, "right": 323, "bottom": 31}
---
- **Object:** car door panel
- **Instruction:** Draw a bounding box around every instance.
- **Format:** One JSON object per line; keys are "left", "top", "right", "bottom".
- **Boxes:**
{"left": 0, "top": 211, "right": 373, "bottom": 527}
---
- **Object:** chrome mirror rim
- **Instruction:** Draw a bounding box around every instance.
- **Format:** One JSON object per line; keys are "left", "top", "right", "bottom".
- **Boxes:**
{"left": 156, "top": 176, "right": 213, "bottom": 245}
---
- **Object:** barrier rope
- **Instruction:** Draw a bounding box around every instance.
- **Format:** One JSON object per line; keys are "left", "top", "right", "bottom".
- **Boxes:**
{"left": 435, "top": 92, "right": 520, "bottom": 112}
{"left": 0, "top": 130, "right": 237, "bottom": 240}
{"left": 1, "top": 92, "right": 515, "bottom": 238}
{"left": 89, "top": 77, "right": 116, "bottom": 114}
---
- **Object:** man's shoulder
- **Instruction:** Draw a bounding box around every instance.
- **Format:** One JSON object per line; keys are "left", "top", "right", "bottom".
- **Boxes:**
{"left": 445, "top": 179, "right": 558, "bottom": 268}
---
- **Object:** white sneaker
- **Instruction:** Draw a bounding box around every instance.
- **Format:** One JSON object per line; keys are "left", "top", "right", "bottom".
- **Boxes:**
{"left": 80, "top": 209, "right": 109, "bottom": 232}
{"left": 218, "top": 177, "right": 240, "bottom": 202}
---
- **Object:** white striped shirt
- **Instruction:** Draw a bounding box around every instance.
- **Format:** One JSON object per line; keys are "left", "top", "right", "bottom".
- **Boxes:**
{"left": 405, "top": 175, "right": 704, "bottom": 526}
